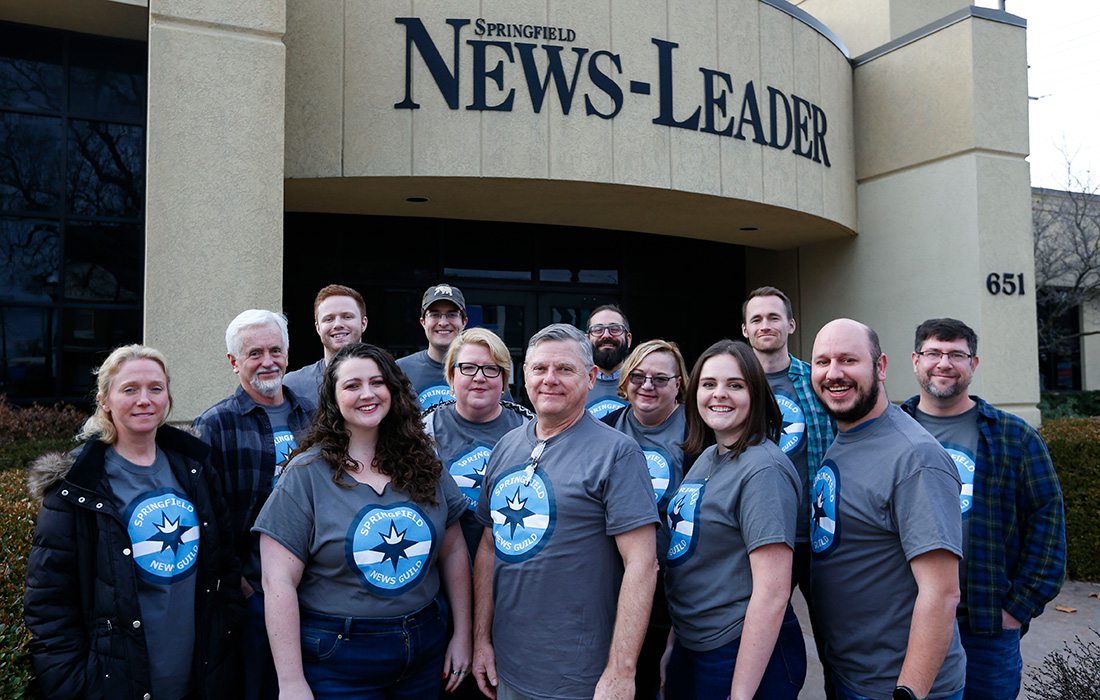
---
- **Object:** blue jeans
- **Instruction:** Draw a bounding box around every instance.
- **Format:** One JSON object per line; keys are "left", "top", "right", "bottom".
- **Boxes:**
{"left": 833, "top": 674, "right": 964, "bottom": 700}
{"left": 243, "top": 591, "right": 279, "bottom": 700}
{"left": 960, "top": 626, "right": 1022, "bottom": 700}
{"left": 665, "top": 604, "right": 806, "bottom": 700}
{"left": 300, "top": 598, "right": 449, "bottom": 700}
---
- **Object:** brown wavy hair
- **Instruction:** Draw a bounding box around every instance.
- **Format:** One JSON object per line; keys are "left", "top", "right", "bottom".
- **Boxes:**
{"left": 299, "top": 343, "right": 442, "bottom": 505}
{"left": 682, "top": 339, "right": 781, "bottom": 458}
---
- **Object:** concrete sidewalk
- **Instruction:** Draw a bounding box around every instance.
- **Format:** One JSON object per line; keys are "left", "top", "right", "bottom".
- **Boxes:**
{"left": 792, "top": 579, "right": 1100, "bottom": 699}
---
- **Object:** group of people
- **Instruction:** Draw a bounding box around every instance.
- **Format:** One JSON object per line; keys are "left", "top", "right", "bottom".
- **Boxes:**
{"left": 23, "top": 281, "right": 1066, "bottom": 700}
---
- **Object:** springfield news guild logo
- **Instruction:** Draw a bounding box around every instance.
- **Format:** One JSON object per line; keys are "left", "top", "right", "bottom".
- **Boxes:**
{"left": 586, "top": 395, "right": 628, "bottom": 420}
{"left": 774, "top": 393, "right": 806, "bottom": 454}
{"left": 666, "top": 481, "right": 704, "bottom": 566}
{"left": 126, "top": 489, "right": 201, "bottom": 583}
{"left": 418, "top": 384, "right": 455, "bottom": 411}
{"left": 943, "top": 445, "right": 976, "bottom": 515}
{"left": 347, "top": 503, "right": 436, "bottom": 597}
{"left": 811, "top": 461, "right": 840, "bottom": 557}
{"left": 449, "top": 444, "right": 493, "bottom": 511}
{"left": 393, "top": 17, "right": 832, "bottom": 167}
{"left": 489, "top": 465, "right": 556, "bottom": 563}
{"left": 643, "top": 449, "right": 672, "bottom": 505}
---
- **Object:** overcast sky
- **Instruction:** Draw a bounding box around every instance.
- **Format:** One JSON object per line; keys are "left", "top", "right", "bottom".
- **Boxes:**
{"left": 991, "top": 0, "right": 1100, "bottom": 190}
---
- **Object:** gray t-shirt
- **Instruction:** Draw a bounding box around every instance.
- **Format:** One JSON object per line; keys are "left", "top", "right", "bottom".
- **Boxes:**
{"left": 912, "top": 406, "right": 979, "bottom": 610}
{"left": 475, "top": 414, "right": 659, "bottom": 700}
{"left": 282, "top": 359, "right": 325, "bottom": 416}
{"left": 105, "top": 448, "right": 198, "bottom": 700}
{"left": 665, "top": 441, "right": 799, "bottom": 651}
{"left": 767, "top": 369, "right": 812, "bottom": 542}
{"left": 397, "top": 350, "right": 455, "bottom": 411}
{"left": 424, "top": 402, "right": 531, "bottom": 560}
{"left": 607, "top": 405, "right": 686, "bottom": 559}
{"left": 253, "top": 446, "right": 466, "bottom": 617}
{"left": 586, "top": 371, "right": 629, "bottom": 419}
{"left": 262, "top": 400, "right": 299, "bottom": 486}
{"left": 810, "top": 404, "right": 965, "bottom": 698}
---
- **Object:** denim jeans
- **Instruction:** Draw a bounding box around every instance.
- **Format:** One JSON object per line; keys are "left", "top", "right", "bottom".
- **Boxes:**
{"left": 960, "top": 626, "right": 1023, "bottom": 700}
{"left": 664, "top": 604, "right": 806, "bottom": 700}
{"left": 300, "top": 597, "right": 449, "bottom": 700}
{"left": 243, "top": 592, "right": 279, "bottom": 700}
{"left": 832, "top": 673, "right": 965, "bottom": 700}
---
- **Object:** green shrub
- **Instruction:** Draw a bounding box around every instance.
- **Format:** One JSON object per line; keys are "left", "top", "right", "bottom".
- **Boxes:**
{"left": 1040, "top": 417, "right": 1100, "bottom": 582}
{"left": 0, "top": 467, "right": 38, "bottom": 699}
{"left": 0, "top": 396, "right": 84, "bottom": 449}
{"left": 1041, "top": 390, "right": 1100, "bottom": 419}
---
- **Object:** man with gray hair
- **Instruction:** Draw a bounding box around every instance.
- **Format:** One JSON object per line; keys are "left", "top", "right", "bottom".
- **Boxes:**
{"left": 472, "top": 323, "right": 659, "bottom": 700}
{"left": 192, "top": 309, "right": 311, "bottom": 700}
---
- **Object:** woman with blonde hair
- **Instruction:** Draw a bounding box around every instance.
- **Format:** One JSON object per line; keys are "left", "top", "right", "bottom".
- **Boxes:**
{"left": 600, "top": 338, "right": 697, "bottom": 699}
{"left": 25, "top": 344, "right": 242, "bottom": 700}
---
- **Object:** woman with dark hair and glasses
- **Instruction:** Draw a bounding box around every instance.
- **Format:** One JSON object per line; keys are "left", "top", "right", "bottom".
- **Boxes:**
{"left": 254, "top": 343, "right": 471, "bottom": 698}
{"left": 600, "top": 339, "right": 698, "bottom": 700}
{"left": 662, "top": 340, "right": 806, "bottom": 700}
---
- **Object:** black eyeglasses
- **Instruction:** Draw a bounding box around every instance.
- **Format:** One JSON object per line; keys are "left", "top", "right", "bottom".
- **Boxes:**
{"left": 915, "top": 350, "right": 974, "bottom": 364}
{"left": 627, "top": 371, "right": 679, "bottom": 388}
{"left": 587, "top": 323, "right": 628, "bottom": 337}
{"left": 453, "top": 362, "right": 503, "bottom": 378}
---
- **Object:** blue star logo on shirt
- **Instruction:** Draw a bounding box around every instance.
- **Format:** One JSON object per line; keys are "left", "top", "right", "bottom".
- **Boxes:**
{"left": 810, "top": 461, "right": 840, "bottom": 558}
{"left": 488, "top": 465, "right": 556, "bottom": 563}
{"left": 449, "top": 444, "right": 494, "bottom": 511}
{"left": 125, "top": 489, "right": 201, "bottom": 583}
{"left": 666, "top": 481, "right": 704, "bottom": 566}
{"left": 497, "top": 488, "right": 536, "bottom": 538}
{"left": 773, "top": 393, "right": 806, "bottom": 454}
{"left": 347, "top": 503, "right": 436, "bottom": 597}
{"left": 370, "top": 520, "right": 419, "bottom": 571}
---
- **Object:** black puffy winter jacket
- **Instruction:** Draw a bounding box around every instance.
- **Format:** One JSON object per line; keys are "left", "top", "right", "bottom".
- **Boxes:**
{"left": 24, "top": 425, "right": 244, "bottom": 700}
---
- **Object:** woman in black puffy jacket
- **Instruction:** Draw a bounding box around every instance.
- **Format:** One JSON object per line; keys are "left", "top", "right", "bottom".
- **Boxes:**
{"left": 24, "top": 344, "right": 243, "bottom": 700}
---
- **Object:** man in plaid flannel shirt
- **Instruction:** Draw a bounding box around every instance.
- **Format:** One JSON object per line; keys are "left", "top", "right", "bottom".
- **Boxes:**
{"left": 193, "top": 309, "right": 311, "bottom": 700}
{"left": 902, "top": 317, "right": 1066, "bottom": 700}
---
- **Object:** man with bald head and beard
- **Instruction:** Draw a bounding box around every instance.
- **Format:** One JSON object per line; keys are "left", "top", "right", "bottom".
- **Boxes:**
{"left": 901, "top": 318, "right": 1065, "bottom": 700}
{"left": 585, "top": 305, "right": 633, "bottom": 419}
{"left": 809, "top": 319, "right": 965, "bottom": 700}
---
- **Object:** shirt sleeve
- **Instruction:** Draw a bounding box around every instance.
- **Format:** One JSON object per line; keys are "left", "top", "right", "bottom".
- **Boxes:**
{"left": 251, "top": 464, "right": 314, "bottom": 564}
{"left": 1004, "top": 424, "right": 1066, "bottom": 623}
{"left": 602, "top": 441, "right": 660, "bottom": 536}
{"left": 441, "top": 471, "right": 466, "bottom": 526}
{"left": 738, "top": 461, "right": 799, "bottom": 552}
{"left": 893, "top": 462, "right": 964, "bottom": 561}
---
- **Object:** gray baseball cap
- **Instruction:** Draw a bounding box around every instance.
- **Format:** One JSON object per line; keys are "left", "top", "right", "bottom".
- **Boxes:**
{"left": 420, "top": 283, "right": 466, "bottom": 315}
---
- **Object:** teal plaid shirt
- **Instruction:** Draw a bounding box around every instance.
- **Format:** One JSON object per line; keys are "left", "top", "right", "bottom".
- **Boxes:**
{"left": 788, "top": 354, "right": 836, "bottom": 481}
{"left": 901, "top": 395, "right": 1066, "bottom": 633}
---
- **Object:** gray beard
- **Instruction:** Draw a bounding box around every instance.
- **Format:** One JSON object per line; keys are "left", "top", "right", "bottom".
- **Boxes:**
{"left": 250, "top": 374, "right": 283, "bottom": 398}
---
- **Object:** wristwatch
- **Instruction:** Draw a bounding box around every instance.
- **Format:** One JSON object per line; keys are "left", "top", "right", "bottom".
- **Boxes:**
{"left": 893, "top": 687, "right": 923, "bottom": 700}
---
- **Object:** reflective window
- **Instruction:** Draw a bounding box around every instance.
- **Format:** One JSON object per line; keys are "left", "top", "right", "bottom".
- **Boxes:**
{"left": 0, "top": 218, "right": 60, "bottom": 303}
{"left": 0, "top": 113, "right": 63, "bottom": 213}
{"left": 0, "top": 22, "right": 146, "bottom": 403}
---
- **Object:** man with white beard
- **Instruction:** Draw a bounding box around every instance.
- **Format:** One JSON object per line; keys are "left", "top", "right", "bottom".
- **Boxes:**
{"left": 193, "top": 309, "right": 311, "bottom": 700}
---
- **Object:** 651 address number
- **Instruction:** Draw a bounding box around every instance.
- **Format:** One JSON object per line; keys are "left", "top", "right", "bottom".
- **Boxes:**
{"left": 986, "top": 273, "right": 1025, "bottom": 296}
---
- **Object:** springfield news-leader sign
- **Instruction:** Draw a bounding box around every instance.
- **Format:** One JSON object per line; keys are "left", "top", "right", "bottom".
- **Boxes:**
{"left": 393, "top": 17, "right": 832, "bottom": 167}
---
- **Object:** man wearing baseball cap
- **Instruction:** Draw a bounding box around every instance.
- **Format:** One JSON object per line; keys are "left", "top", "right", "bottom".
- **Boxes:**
{"left": 397, "top": 283, "right": 469, "bottom": 410}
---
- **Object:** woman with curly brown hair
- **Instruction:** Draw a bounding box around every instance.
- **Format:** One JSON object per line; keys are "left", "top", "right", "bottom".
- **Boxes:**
{"left": 253, "top": 343, "right": 470, "bottom": 699}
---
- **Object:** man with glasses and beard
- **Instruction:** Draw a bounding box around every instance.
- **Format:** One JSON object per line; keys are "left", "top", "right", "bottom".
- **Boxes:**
{"left": 584, "top": 304, "right": 633, "bottom": 419}
{"left": 193, "top": 309, "right": 312, "bottom": 699}
{"left": 809, "top": 319, "right": 965, "bottom": 700}
{"left": 901, "top": 318, "right": 1065, "bottom": 700}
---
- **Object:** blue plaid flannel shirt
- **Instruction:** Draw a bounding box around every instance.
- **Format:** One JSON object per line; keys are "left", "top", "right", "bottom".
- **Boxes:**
{"left": 192, "top": 385, "right": 311, "bottom": 586}
{"left": 901, "top": 395, "right": 1066, "bottom": 633}
{"left": 788, "top": 355, "right": 836, "bottom": 482}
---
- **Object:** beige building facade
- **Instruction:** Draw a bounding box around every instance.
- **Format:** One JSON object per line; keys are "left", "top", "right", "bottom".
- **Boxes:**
{"left": 0, "top": 0, "right": 1041, "bottom": 424}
